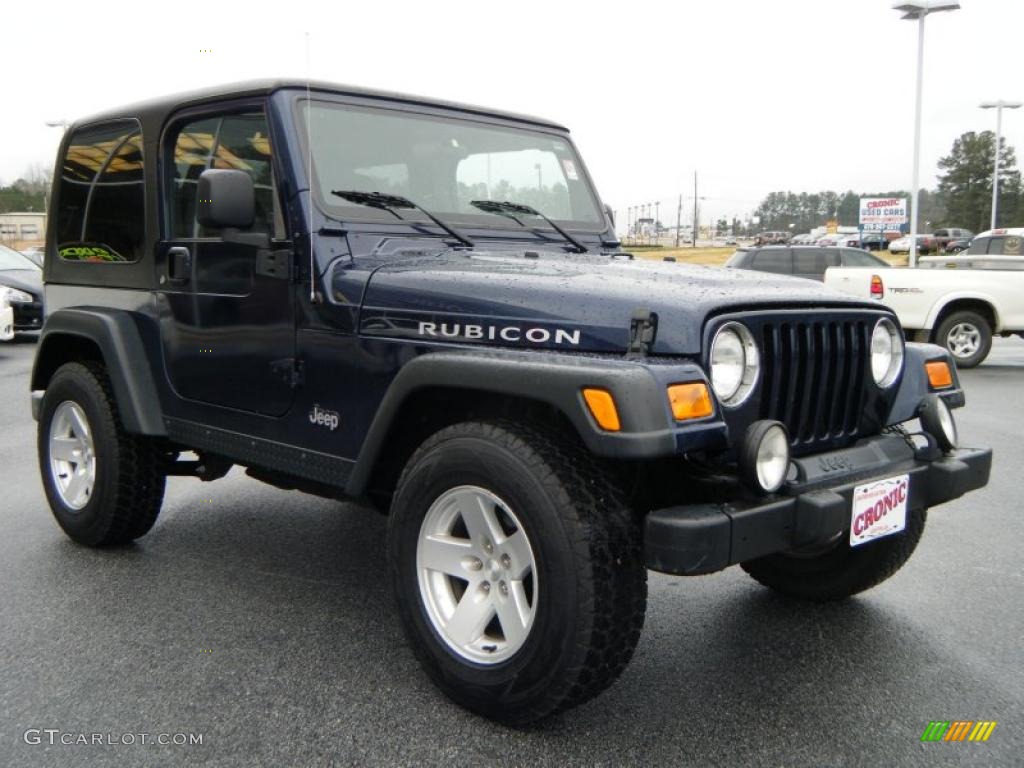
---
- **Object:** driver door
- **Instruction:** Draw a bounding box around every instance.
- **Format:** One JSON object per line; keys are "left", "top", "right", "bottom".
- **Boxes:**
{"left": 157, "top": 107, "right": 295, "bottom": 417}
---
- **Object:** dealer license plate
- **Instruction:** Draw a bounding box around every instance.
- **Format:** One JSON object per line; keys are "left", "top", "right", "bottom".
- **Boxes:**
{"left": 849, "top": 474, "right": 910, "bottom": 547}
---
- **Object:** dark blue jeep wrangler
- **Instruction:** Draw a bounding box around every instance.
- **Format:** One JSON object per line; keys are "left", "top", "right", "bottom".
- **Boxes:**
{"left": 32, "top": 80, "right": 991, "bottom": 724}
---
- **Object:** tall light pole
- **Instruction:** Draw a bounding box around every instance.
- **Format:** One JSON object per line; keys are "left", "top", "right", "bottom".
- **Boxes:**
{"left": 892, "top": 1, "right": 960, "bottom": 268}
{"left": 980, "top": 100, "right": 1022, "bottom": 230}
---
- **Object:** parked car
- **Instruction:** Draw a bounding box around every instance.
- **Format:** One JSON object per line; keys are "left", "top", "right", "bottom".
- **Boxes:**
{"left": 858, "top": 233, "right": 888, "bottom": 251}
{"left": 816, "top": 233, "right": 846, "bottom": 247}
{"left": 887, "top": 234, "right": 936, "bottom": 255}
{"left": 0, "top": 244, "right": 44, "bottom": 331}
{"left": 20, "top": 246, "right": 45, "bottom": 268}
{"left": 31, "top": 80, "right": 991, "bottom": 724}
{"left": 944, "top": 235, "right": 972, "bottom": 254}
{"left": 824, "top": 228, "right": 1024, "bottom": 367}
{"left": 933, "top": 228, "right": 974, "bottom": 252}
{"left": 726, "top": 245, "right": 890, "bottom": 281}
{"left": 753, "top": 230, "right": 790, "bottom": 245}
{"left": 0, "top": 291, "right": 14, "bottom": 342}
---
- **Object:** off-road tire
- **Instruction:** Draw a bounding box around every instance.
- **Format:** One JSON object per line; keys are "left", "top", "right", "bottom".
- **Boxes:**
{"left": 741, "top": 506, "right": 926, "bottom": 601}
{"left": 934, "top": 310, "right": 992, "bottom": 369}
{"left": 387, "top": 420, "right": 647, "bottom": 725}
{"left": 38, "top": 361, "right": 166, "bottom": 546}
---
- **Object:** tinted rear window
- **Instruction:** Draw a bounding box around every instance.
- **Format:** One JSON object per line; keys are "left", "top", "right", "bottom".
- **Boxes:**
{"left": 842, "top": 249, "right": 889, "bottom": 267}
{"left": 750, "top": 249, "right": 792, "bottom": 274}
{"left": 967, "top": 235, "right": 1023, "bottom": 255}
{"left": 56, "top": 119, "right": 145, "bottom": 262}
{"left": 793, "top": 248, "right": 838, "bottom": 274}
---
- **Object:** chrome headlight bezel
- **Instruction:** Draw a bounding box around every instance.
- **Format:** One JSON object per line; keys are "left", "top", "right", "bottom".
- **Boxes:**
{"left": 870, "top": 317, "right": 904, "bottom": 389}
{"left": 709, "top": 321, "right": 760, "bottom": 408}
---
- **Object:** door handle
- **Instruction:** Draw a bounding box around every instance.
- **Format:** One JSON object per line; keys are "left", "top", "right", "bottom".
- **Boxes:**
{"left": 167, "top": 247, "right": 192, "bottom": 283}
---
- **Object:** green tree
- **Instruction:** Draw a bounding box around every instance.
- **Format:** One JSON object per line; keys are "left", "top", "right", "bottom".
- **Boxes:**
{"left": 937, "top": 130, "right": 1022, "bottom": 231}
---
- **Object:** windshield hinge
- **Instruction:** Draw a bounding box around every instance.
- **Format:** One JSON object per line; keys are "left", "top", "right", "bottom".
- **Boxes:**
{"left": 270, "top": 357, "right": 305, "bottom": 389}
{"left": 626, "top": 309, "right": 658, "bottom": 358}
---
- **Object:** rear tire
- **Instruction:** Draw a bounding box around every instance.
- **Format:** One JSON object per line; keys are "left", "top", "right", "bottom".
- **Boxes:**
{"left": 934, "top": 310, "right": 992, "bottom": 368}
{"left": 38, "top": 361, "right": 166, "bottom": 546}
{"left": 741, "top": 506, "right": 926, "bottom": 601}
{"left": 387, "top": 420, "right": 646, "bottom": 724}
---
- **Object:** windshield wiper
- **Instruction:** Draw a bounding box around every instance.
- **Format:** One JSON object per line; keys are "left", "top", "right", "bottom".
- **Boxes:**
{"left": 470, "top": 200, "right": 587, "bottom": 253}
{"left": 330, "top": 190, "right": 474, "bottom": 248}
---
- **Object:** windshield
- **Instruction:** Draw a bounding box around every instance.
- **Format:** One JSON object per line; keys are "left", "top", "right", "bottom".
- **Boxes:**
{"left": 0, "top": 244, "right": 38, "bottom": 271}
{"left": 298, "top": 100, "right": 604, "bottom": 231}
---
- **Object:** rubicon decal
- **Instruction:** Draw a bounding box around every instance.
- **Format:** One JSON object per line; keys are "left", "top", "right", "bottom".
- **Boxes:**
{"left": 920, "top": 721, "right": 997, "bottom": 742}
{"left": 417, "top": 322, "right": 581, "bottom": 346}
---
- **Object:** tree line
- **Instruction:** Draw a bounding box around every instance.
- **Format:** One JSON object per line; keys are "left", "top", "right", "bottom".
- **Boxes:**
{"left": 752, "top": 130, "right": 1023, "bottom": 233}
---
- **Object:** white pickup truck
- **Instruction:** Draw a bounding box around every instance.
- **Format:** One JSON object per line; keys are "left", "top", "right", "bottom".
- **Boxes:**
{"left": 824, "top": 228, "right": 1024, "bottom": 367}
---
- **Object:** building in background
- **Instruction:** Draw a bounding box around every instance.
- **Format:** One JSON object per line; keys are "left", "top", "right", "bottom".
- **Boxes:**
{"left": 0, "top": 212, "right": 46, "bottom": 249}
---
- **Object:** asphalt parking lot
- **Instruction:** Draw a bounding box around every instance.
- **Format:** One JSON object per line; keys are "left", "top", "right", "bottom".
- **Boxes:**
{"left": 1, "top": 335, "right": 1022, "bottom": 767}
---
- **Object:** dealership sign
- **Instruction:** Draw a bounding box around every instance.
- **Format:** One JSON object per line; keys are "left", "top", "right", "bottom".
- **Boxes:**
{"left": 859, "top": 197, "right": 907, "bottom": 231}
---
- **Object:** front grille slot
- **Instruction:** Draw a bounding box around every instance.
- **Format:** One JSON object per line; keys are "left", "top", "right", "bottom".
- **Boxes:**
{"left": 760, "top": 318, "right": 869, "bottom": 447}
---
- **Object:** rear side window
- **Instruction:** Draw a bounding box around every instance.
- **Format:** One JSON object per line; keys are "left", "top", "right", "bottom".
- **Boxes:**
{"left": 793, "top": 248, "right": 838, "bottom": 275}
{"left": 968, "top": 235, "right": 1023, "bottom": 255}
{"left": 842, "top": 249, "right": 888, "bottom": 267}
{"left": 169, "top": 112, "right": 282, "bottom": 239}
{"left": 56, "top": 120, "right": 145, "bottom": 262}
{"left": 750, "top": 249, "right": 792, "bottom": 274}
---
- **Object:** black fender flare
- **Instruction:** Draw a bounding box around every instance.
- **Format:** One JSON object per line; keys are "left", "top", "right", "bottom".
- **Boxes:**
{"left": 344, "top": 348, "right": 723, "bottom": 497}
{"left": 31, "top": 308, "right": 165, "bottom": 436}
{"left": 887, "top": 342, "right": 965, "bottom": 424}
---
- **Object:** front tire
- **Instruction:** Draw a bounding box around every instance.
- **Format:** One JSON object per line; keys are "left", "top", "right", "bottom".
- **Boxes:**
{"left": 934, "top": 310, "right": 992, "bottom": 368}
{"left": 741, "top": 507, "right": 926, "bottom": 601}
{"left": 38, "top": 361, "right": 166, "bottom": 546}
{"left": 387, "top": 420, "right": 646, "bottom": 724}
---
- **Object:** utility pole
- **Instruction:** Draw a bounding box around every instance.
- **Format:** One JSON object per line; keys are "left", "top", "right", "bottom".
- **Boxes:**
{"left": 675, "top": 194, "right": 683, "bottom": 247}
{"left": 655, "top": 201, "right": 661, "bottom": 245}
{"left": 692, "top": 172, "right": 698, "bottom": 247}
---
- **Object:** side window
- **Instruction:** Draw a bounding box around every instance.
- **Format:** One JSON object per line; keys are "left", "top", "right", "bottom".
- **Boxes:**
{"left": 970, "top": 235, "right": 1023, "bottom": 255}
{"left": 793, "top": 248, "right": 836, "bottom": 275}
{"left": 751, "top": 249, "right": 792, "bottom": 274}
{"left": 842, "top": 249, "right": 885, "bottom": 267}
{"left": 170, "top": 112, "right": 283, "bottom": 239}
{"left": 56, "top": 120, "right": 145, "bottom": 262}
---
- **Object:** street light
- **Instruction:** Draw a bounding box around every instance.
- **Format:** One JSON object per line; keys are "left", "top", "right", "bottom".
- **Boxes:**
{"left": 892, "top": 0, "right": 960, "bottom": 268}
{"left": 44, "top": 120, "right": 70, "bottom": 130}
{"left": 980, "top": 100, "right": 1023, "bottom": 230}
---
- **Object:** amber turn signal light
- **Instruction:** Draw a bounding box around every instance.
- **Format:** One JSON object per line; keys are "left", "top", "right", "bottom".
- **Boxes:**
{"left": 925, "top": 360, "right": 953, "bottom": 389}
{"left": 668, "top": 383, "right": 714, "bottom": 421}
{"left": 582, "top": 388, "right": 621, "bottom": 432}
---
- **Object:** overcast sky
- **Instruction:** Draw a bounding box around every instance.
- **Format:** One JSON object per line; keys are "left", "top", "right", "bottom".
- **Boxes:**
{"left": 4, "top": 0, "right": 1022, "bottom": 226}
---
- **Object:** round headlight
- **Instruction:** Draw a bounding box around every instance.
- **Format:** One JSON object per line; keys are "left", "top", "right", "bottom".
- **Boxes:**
{"left": 740, "top": 420, "right": 790, "bottom": 494}
{"left": 870, "top": 318, "right": 903, "bottom": 388}
{"left": 710, "top": 322, "right": 759, "bottom": 407}
{"left": 919, "top": 395, "right": 958, "bottom": 452}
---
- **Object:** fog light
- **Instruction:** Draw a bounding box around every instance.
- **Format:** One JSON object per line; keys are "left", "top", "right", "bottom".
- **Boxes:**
{"left": 919, "top": 395, "right": 957, "bottom": 452}
{"left": 739, "top": 420, "right": 790, "bottom": 494}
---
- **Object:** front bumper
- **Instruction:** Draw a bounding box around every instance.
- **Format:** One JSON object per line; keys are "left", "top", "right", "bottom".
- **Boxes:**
{"left": 645, "top": 434, "right": 992, "bottom": 576}
{"left": 12, "top": 301, "right": 44, "bottom": 331}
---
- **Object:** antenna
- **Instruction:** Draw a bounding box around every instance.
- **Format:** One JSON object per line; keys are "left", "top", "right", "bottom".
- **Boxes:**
{"left": 305, "top": 32, "right": 316, "bottom": 303}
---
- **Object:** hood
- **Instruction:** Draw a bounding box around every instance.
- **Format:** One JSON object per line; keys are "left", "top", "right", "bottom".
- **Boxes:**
{"left": 0, "top": 269, "right": 42, "bottom": 299}
{"left": 356, "top": 250, "right": 880, "bottom": 355}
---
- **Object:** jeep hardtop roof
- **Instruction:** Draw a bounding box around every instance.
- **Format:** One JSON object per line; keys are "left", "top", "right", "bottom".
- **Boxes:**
{"left": 70, "top": 78, "right": 569, "bottom": 133}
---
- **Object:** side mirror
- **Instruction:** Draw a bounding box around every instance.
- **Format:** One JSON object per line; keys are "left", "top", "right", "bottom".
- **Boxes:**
{"left": 197, "top": 169, "right": 255, "bottom": 229}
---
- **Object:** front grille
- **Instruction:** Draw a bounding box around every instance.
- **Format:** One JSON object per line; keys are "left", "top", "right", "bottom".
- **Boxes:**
{"left": 759, "top": 318, "right": 871, "bottom": 448}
